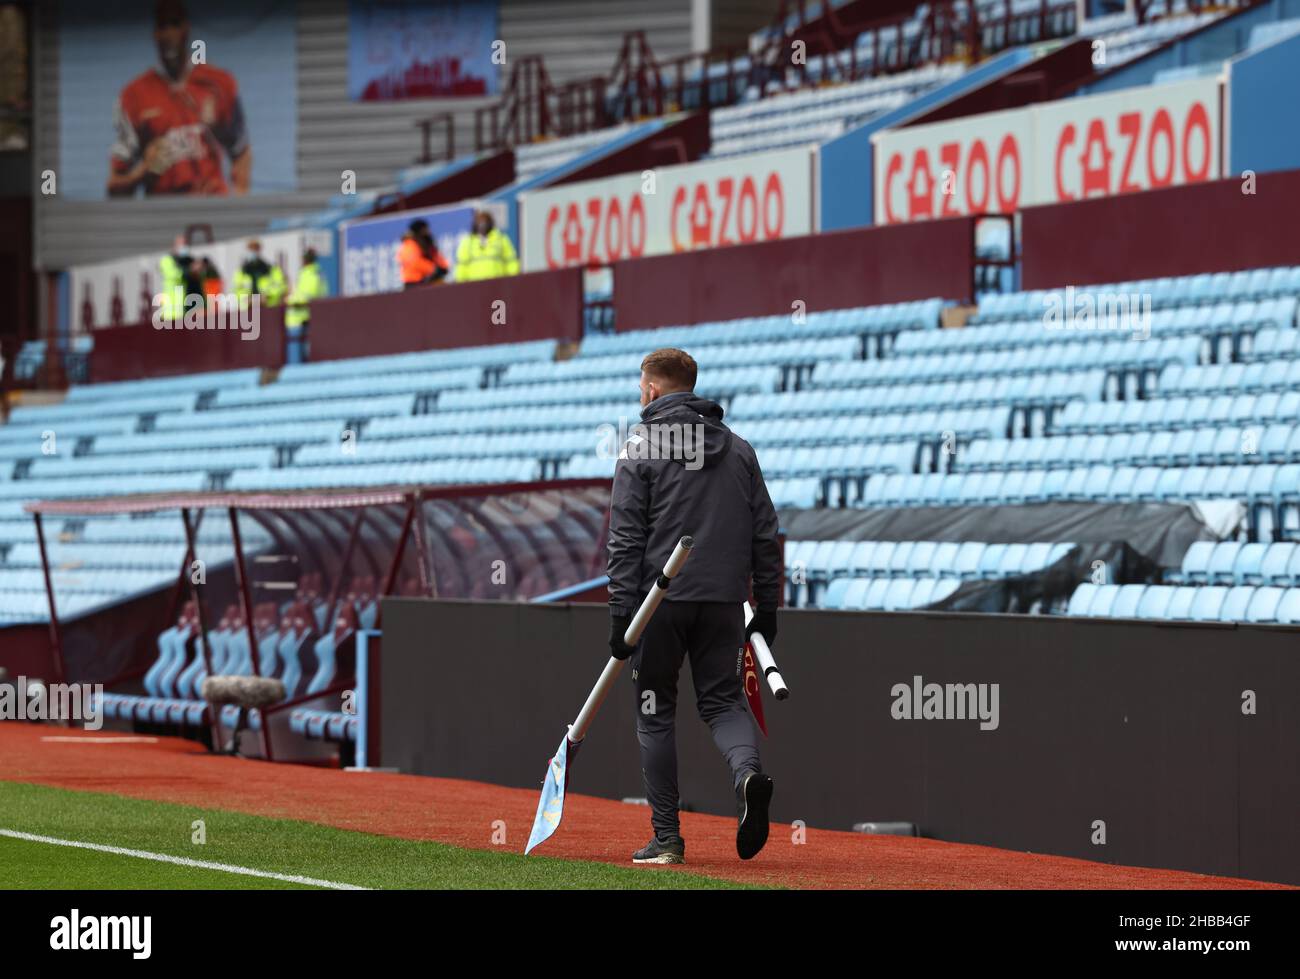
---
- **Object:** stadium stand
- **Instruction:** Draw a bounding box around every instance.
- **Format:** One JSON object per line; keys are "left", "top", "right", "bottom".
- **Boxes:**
{"left": 12, "top": 250, "right": 1300, "bottom": 625}
{"left": 4, "top": 0, "right": 1298, "bottom": 762}
{"left": 12, "top": 251, "right": 1300, "bottom": 631}
{"left": 707, "top": 63, "right": 965, "bottom": 158}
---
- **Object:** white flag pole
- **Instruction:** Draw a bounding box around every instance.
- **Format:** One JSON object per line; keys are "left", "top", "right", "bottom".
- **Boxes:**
{"left": 568, "top": 536, "right": 694, "bottom": 744}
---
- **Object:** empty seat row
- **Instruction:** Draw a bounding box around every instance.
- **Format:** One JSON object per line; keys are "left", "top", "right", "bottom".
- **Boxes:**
{"left": 916, "top": 299, "right": 1296, "bottom": 354}
{"left": 1157, "top": 359, "right": 1300, "bottom": 396}
{"left": 974, "top": 268, "right": 1300, "bottom": 321}
{"left": 1067, "top": 583, "right": 1300, "bottom": 623}
{"left": 225, "top": 457, "right": 540, "bottom": 491}
{"left": 0, "top": 414, "right": 135, "bottom": 448}
{"left": 438, "top": 366, "right": 780, "bottom": 411}
{"left": 820, "top": 576, "right": 960, "bottom": 611}
{"left": 87, "top": 420, "right": 343, "bottom": 457}
{"left": 62, "top": 368, "right": 262, "bottom": 405}
{"left": 1052, "top": 392, "right": 1300, "bottom": 434}
{"left": 21, "top": 446, "right": 276, "bottom": 480}
{"left": 153, "top": 393, "right": 418, "bottom": 433}
{"left": 859, "top": 464, "right": 1298, "bottom": 507}
{"left": 6, "top": 391, "right": 198, "bottom": 426}
{"left": 503, "top": 336, "right": 860, "bottom": 386}
{"left": 2, "top": 541, "right": 239, "bottom": 570}
{"left": 730, "top": 371, "right": 1102, "bottom": 421}
{"left": 293, "top": 429, "right": 596, "bottom": 467}
{"left": 786, "top": 540, "right": 1074, "bottom": 606}
{"left": 211, "top": 365, "right": 483, "bottom": 409}
{"left": 273, "top": 339, "right": 557, "bottom": 384}
{"left": 577, "top": 301, "right": 945, "bottom": 357}
{"left": 961, "top": 426, "right": 1300, "bottom": 471}
{"left": 815, "top": 337, "right": 1197, "bottom": 389}
{"left": 749, "top": 442, "right": 916, "bottom": 478}
{"left": 0, "top": 472, "right": 209, "bottom": 502}
{"left": 362, "top": 402, "right": 640, "bottom": 440}
{"left": 0, "top": 589, "right": 119, "bottom": 624}
{"left": 1169, "top": 541, "right": 1300, "bottom": 586}
{"left": 733, "top": 407, "right": 1010, "bottom": 443}
{"left": 1244, "top": 326, "right": 1300, "bottom": 361}
{"left": 710, "top": 63, "right": 960, "bottom": 124}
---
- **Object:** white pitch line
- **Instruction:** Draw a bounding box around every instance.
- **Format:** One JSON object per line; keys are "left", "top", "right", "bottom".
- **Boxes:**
{"left": 0, "top": 829, "right": 368, "bottom": 890}
{"left": 39, "top": 737, "right": 159, "bottom": 744}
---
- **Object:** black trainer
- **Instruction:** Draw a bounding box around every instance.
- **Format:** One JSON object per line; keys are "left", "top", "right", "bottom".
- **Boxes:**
{"left": 736, "top": 772, "right": 774, "bottom": 860}
{"left": 632, "top": 835, "right": 686, "bottom": 864}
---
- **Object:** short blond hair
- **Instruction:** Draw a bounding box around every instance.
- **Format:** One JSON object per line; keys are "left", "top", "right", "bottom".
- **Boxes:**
{"left": 641, "top": 348, "right": 697, "bottom": 392}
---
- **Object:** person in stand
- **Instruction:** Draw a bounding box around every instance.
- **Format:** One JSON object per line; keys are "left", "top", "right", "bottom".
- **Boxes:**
{"left": 454, "top": 209, "right": 519, "bottom": 282}
{"left": 158, "top": 234, "right": 202, "bottom": 322}
{"left": 234, "top": 239, "right": 287, "bottom": 308}
{"left": 398, "top": 218, "right": 449, "bottom": 289}
{"left": 285, "top": 248, "right": 328, "bottom": 364}
{"left": 198, "top": 256, "right": 223, "bottom": 298}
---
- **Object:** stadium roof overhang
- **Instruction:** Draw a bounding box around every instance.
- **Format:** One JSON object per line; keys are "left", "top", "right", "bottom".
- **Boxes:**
{"left": 23, "top": 478, "right": 612, "bottom": 515}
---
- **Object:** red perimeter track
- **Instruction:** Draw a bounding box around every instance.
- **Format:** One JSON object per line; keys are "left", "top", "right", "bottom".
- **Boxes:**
{"left": 0, "top": 724, "right": 1288, "bottom": 890}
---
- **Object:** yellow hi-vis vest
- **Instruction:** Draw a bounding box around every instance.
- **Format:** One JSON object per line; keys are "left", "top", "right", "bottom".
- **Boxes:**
{"left": 158, "top": 254, "right": 188, "bottom": 320}
{"left": 286, "top": 263, "right": 328, "bottom": 329}
{"left": 454, "top": 229, "right": 520, "bottom": 282}
{"left": 234, "top": 263, "right": 287, "bottom": 307}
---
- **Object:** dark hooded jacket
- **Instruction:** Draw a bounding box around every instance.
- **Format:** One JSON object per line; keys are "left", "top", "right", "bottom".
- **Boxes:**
{"left": 607, "top": 391, "right": 782, "bottom": 615}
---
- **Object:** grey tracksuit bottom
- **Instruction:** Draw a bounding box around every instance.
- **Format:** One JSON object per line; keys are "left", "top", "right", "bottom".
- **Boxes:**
{"left": 630, "top": 599, "right": 762, "bottom": 841}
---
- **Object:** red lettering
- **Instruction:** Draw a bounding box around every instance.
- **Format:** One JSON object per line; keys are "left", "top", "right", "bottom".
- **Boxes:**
{"left": 605, "top": 197, "right": 624, "bottom": 262}
{"left": 670, "top": 186, "right": 687, "bottom": 251}
{"left": 907, "top": 147, "right": 934, "bottom": 221}
{"left": 561, "top": 202, "right": 583, "bottom": 265}
{"left": 1079, "top": 118, "right": 1112, "bottom": 198}
{"left": 1146, "top": 108, "right": 1175, "bottom": 189}
{"left": 689, "top": 183, "right": 712, "bottom": 248}
{"left": 1055, "top": 122, "right": 1076, "bottom": 201}
{"left": 995, "top": 134, "right": 1020, "bottom": 211}
{"left": 737, "top": 176, "right": 759, "bottom": 241}
{"left": 1117, "top": 112, "right": 1142, "bottom": 194}
{"left": 584, "top": 197, "right": 602, "bottom": 265}
{"left": 716, "top": 177, "right": 735, "bottom": 246}
{"left": 883, "top": 153, "right": 904, "bottom": 224}
{"left": 965, "top": 138, "right": 990, "bottom": 215}
{"left": 1183, "top": 101, "right": 1213, "bottom": 182}
{"left": 763, "top": 172, "right": 783, "bottom": 238}
{"left": 628, "top": 194, "right": 646, "bottom": 257}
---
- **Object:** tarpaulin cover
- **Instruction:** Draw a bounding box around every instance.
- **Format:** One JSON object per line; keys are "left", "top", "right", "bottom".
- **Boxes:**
{"left": 925, "top": 541, "right": 1157, "bottom": 613}
{"left": 778, "top": 500, "right": 1234, "bottom": 570}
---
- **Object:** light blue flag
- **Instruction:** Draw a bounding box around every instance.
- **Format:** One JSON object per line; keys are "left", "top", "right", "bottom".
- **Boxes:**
{"left": 525, "top": 734, "right": 573, "bottom": 854}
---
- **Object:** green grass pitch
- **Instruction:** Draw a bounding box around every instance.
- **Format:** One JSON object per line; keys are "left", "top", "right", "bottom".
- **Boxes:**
{"left": 0, "top": 782, "right": 755, "bottom": 890}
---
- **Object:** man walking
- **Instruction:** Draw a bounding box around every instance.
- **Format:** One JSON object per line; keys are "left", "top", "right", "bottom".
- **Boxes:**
{"left": 607, "top": 348, "right": 782, "bottom": 865}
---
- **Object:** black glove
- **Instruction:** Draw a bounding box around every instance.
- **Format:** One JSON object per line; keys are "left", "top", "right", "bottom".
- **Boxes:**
{"left": 746, "top": 608, "right": 778, "bottom": 650}
{"left": 609, "top": 613, "right": 636, "bottom": 660}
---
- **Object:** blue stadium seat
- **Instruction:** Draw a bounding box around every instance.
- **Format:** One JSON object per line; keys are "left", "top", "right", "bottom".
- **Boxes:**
{"left": 1135, "top": 585, "right": 1175, "bottom": 619}
{"left": 1188, "top": 586, "right": 1229, "bottom": 621}
{"left": 1245, "top": 586, "right": 1285, "bottom": 623}
{"left": 1219, "top": 586, "right": 1256, "bottom": 622}
{"left": 1165, "top": 586, "right": 1198, "bottom": 620}
{"left": 1109, "top": 584, "right": 1146, "bottom": 618}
